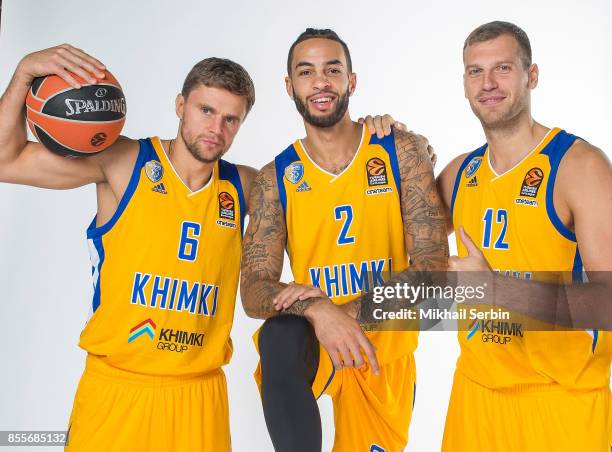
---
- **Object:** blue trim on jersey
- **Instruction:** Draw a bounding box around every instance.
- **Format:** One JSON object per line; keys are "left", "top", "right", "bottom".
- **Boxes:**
{"left": 572, "top": 247, "right": 584, "bottom": 283}
{"left": 591, "top": 329, "right": 599, "bottom": 353}
{"left": 218, "top": 159, "right": 246, "bottom": 235}
{"left": 274, "top": 144, "right": 300, "bottom": 218}
{"left": 86, "top": 138, "right": 152, "bottom": 238}
{"left": 316, "top": 355, "right": 336, "bottom": 400}
{"left": 369, "top": 130, "right": 401, "bottom": 195}
{"left": 91, "top": 235, "right": 105, "bottom": 313}
{"left": 540, "top": 130, "right": 579, "bottom": 242}
{"left": 450, "top": 145, "right": 487, "bottom": 219}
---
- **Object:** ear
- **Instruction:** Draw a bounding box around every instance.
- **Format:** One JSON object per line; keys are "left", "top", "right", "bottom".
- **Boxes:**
{"left": 528, "top": 63, "right": 539, "bottom": 89}
{"left": 175, "top": 93, "right": 185, "bottom": 120}
{"left": 285, "top": 75, "right": 293, "bottom": 99}
{"left": 348, "top": 72, "right": 357, "bottom": 96}
{"left": 463, "top": 73, "right": 468, "bottom": 99}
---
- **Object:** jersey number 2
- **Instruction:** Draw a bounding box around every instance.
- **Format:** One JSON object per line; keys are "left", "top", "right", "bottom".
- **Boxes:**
{"left": 334, "top": 205, "right": 355, "bottom": 245}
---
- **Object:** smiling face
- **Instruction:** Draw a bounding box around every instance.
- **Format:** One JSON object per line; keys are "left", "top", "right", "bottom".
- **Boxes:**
{"left": 286, "top": 37, "right": 355, "bottom": 128}
{"left": 175, "top": 84, "right": 246, "bottom": 163}
{"left": 463, "top": 34, "right": 538, "bottom": 130}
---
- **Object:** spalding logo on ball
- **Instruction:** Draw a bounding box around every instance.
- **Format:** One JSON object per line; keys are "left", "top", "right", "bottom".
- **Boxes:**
{"left": 25, "top": 70, "right": 126, "bottom": 157}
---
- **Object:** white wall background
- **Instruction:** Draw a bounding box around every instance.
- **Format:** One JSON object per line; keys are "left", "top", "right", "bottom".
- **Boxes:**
{"left": 0, "top": 1, "right": 610, "bottom": 451}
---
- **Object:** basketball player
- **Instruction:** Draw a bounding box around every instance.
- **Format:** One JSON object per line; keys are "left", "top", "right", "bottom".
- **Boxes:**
{"left": 0, "top": 44, "right": 401, "bottom": 450}
{"left": 435, "top": 22, "right": 612, "bottom": 451}
{"left": 241, "top": 29, "right": 448, "bottom": 451}
{"left": 0, "top": 44, "right": 256, "bottom": 451}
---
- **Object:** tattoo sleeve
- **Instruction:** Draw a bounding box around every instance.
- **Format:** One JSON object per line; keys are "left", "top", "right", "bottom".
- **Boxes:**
{"left": 356, "top": 129, "right": 450, "bottom": 324}
{"left": 240, "top": 162, "right": 319, "bottom": 319}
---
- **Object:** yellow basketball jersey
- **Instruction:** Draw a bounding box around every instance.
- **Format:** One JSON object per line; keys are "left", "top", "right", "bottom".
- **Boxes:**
{"left": 451, "top": 127, "right": 611, "bottom": 389}
{"left": 79, "top": 137, "right": 244, "bottom": 376}
{"left": 275, "top": 126, "right": 417, "bottom": 365}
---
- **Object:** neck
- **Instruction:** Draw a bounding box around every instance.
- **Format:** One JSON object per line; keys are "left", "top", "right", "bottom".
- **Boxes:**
{"left": 162, "top": 135, "right": 215, "bottom": 191}
{"left": 301, "top": 113, "right": 362, "bottom": 172}
{"left": 483, "top": 112, "right": 549, "bottom": 174}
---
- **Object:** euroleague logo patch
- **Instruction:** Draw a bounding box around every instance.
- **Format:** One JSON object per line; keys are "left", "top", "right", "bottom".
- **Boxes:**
{"left": 218, "top": 191, "right": 235, "bottom": 221}
{"left": 464, "top": 157, "right": 482, "bottom": 178}
{"left": 366, "top": 157, "right": 388, "bottom": 186}
{"left": 90, "top": 132, "right": 107, "bottom": 147}
{"left": 284, "top": 162, "right": 304, "bottom": 184}
{"left": 145, "top": 160, "right": 164, "bottom": 183}
{"left": 519, "top": 167, "right": 544, "bottom": 198}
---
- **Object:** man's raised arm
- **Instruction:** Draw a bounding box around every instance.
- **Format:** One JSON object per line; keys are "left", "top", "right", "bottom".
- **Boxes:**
{"left": 353, "top": 129, "right": 449, "bottom": 323}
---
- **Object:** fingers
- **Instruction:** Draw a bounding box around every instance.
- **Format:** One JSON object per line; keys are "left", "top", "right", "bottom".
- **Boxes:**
{"left": 272, "top": 283, "right": 325, "bottom": 310}
{"left": 357, "top": 334, "right": 380, "bottom": 375}
{"left": 44, "top": 44, "right": 106, "bottom": 89}
{"left": 62, "top": 44, "right": 106, "bottom": 73}
{"left": 426, "top": 144, "right": 437, "bottom": 168}
{"left": 328, "top": 347, "right": 343, "bottom": 370}
{"left": 362, "top": 115, "right": 375, "bottom": 135}
{"left": 393, "top": 121, "right": 408, "bottom": 132}
{"left": 448, "top": 255, "right": 460, "bottom": 270}
{"left": 357, "top": 117, "right": 365, "bottom": 124}
{"left": 59, "top": 50, "right": 105, "bottom": 84}
{"left": 336, "top": 343, "right": 353, "bottom": 369}
{"left": 347, "top": 341, "right": 365, "bottom": 368}
{"left": 380, "top": 114, "right": 394, "bottom": 137}
{"left": 373, "top": 115, "right": 384, "bottom": 138}
{"left": 54, "top": 49, "right": 98, "bottom": 85}
{"left": 54, "top": 68, "right": 82, "bottom": 90}
{"left": 458, "top": 226, "right": 481, "bottom": 257}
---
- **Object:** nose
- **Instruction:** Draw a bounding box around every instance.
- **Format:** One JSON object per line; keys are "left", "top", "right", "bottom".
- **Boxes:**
{"left": 312, "top": 70, "right": 331, "bottom": 90}
{"left": 208, "top": 115, "right": 223, "bottom": 135}
{"left": 482, "top": 70, "right": 498, "bottom": 91}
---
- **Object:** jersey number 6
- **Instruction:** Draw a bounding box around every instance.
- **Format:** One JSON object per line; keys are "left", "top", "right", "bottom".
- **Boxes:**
{"left": 178, "top": 221, "right": 201, "bottom": 261}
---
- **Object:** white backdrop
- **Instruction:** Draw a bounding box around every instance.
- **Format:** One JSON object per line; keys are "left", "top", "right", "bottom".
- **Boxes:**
{"left": 0, "top": 1, "right": 610, "bottom": 451}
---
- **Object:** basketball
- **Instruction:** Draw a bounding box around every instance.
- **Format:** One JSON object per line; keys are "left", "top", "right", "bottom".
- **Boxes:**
{"left": 219, "top": 192, "right": 234, "bottom": 209}
{"left": 367, "top": 157, "right": 386, "bottom": 176}
{"left": 25, "top": 70, "right": 126, "bottom": 157}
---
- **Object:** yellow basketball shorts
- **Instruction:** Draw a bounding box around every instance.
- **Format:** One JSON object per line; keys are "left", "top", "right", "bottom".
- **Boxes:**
{"left": 254, "top": 330, "right": 416, "bottom": 452}
{"left": 65, "top": 354, "right": 230, "bottom": 452}
{"left": 442, "top": 371, "right": 612, "bottom": 452}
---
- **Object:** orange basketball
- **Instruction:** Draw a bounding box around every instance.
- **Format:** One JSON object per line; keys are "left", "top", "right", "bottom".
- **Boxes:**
{"left": 219, "top": 192, "right": 234, "bottom": 209}
{"left": 366, "top": 157, "right": 385, "bottom": 176}
{"left": 25, "top": 70, "right": 126, "bottom": 157}
{"left": 525, "top": 168, "right": 543, "bottom": 186}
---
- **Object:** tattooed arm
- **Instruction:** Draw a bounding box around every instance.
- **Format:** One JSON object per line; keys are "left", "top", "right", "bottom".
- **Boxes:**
{"left": 240, "top": 161, "right": 320, "bottom": 318}
{"left": 348, "top": 129, "right": 450, "bottom": 323}
{"left": 241, "top": 161, "right": 381, "bottom": 371}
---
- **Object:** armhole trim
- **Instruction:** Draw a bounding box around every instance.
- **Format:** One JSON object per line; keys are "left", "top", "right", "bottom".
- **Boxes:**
{"left": 86, "top": 138, "right": 152, "bottom": 239}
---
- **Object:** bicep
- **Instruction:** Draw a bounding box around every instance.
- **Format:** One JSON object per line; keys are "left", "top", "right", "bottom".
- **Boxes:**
{"left": 0, "top": 140, "right": 105, "bottom": 189}
{"left": 568, "top": 148, "right": 612, "bottom": 271}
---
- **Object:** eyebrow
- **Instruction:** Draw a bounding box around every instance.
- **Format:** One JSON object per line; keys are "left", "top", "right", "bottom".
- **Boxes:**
{"left": 294, "top": 59, "right": 345, "bottom": 70}
{"left": 465, "top": 61, "right": 515, "bottom": 69}
{"left": 201, "top": 104, "right": 240, "bottom": 121}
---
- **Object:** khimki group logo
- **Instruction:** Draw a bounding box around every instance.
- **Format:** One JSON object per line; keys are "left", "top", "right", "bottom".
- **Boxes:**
{"left": 128, "top": 318, "right": 156, "bottom": 343}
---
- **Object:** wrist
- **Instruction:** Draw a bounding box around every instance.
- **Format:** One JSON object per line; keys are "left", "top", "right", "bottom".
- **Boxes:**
{"left": 15, "top": 59, "right": 35, "bottom": 87}
{"left": 303, "top": 297, "right": 330, "bottom": 322}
